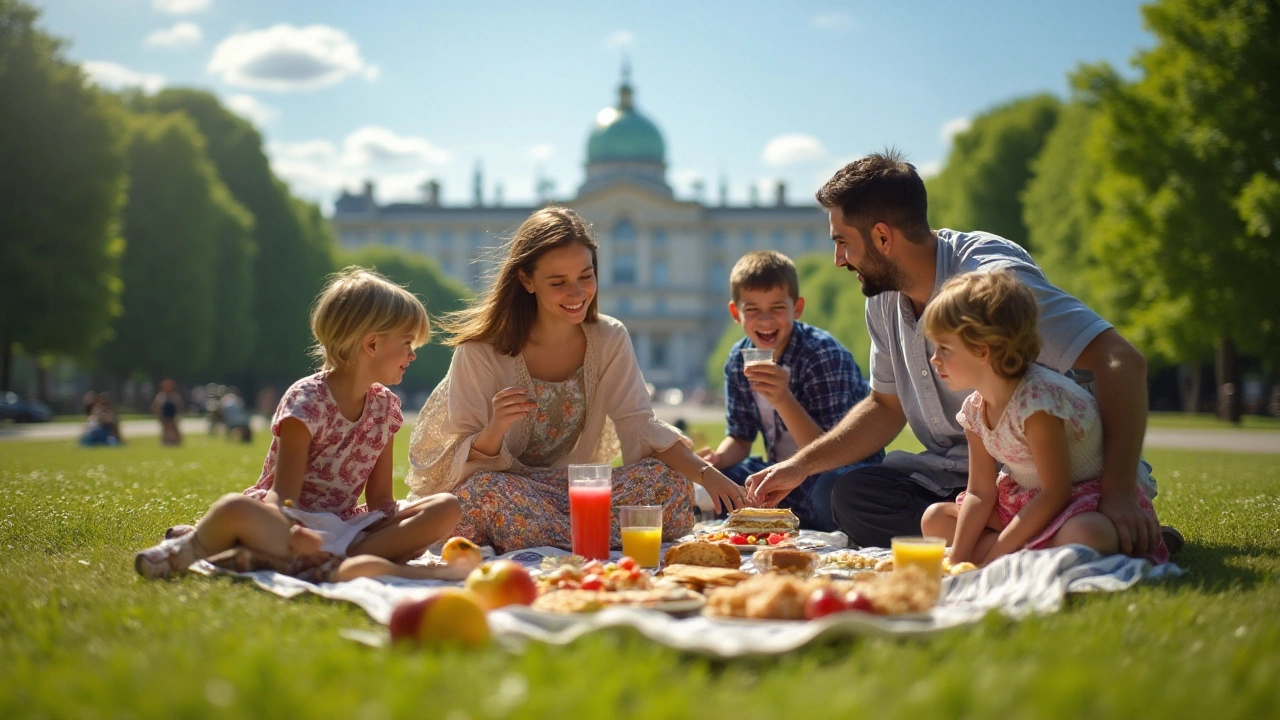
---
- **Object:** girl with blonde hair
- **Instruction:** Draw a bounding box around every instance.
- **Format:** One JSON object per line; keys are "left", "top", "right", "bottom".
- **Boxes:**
{"left": 919, "top": 271, "right": 1168, "bottom": 565}
{"left": 136, "top": 268, "right": 467, "bottom": 581}
{"left": 407, "top": 207, "right": 746, "bottom": 553}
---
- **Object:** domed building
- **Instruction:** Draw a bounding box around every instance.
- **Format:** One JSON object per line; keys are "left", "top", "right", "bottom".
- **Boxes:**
{"left": 331, "top": 70, "right": 830, "bottom": 392}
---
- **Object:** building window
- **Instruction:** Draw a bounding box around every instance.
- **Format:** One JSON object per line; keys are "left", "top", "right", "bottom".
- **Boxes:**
{"left": 711, "top": 229, "right": 725, "bottom": 247}
{"left": 652, "top": 228, "right": 667, "bottom": 245}
{"left": 613, "top": 219, "right": 636, "bottom": 243}
{"left": 742, "top": 229, "right": 756, "bottom": 247}
{"left": 772, "top": 229, "right": 786, "bottom": 247}
{"left": 615, "top": 296, "right": 631, "bottom": 315}
{"left": 440, "top": 229, "right": 454, "bottom": 248}
{"left": 655, "top": 297, "right": 666, "bottom": 314}
{"left": 468, "top": 230, "right": 485, "bottom": 251}
{"left": 803, "top": 229, "right": 818, "bottom": 249}
{"left": 653, "top": 257, "right": 669, "bottom": 287}
{"left": 651, "top": 334, "right": 669, "bottom": 369}
{"left": 383, "top": 231, "right": 397, "bottom": 246}
{"left": 711, "top": 261, "right": 728, "bottom": 290}
{"left": 614, "top": 251, "right": 637, "bottom": 285}
{"left": 411, "top": 231, "right": 425, "bottom": 251}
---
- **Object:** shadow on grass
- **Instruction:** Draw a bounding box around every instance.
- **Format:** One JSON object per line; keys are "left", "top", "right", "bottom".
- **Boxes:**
{"left": 1166, "top": 540, "right": 1277, "bottom": 592}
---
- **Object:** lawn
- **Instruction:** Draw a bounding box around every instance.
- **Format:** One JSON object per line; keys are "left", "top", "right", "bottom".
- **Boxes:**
{"left": 1, "top": 430, "right": 1278, "bottom": 719}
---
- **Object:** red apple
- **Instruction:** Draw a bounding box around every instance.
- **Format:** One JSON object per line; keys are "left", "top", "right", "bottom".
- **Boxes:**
{"left": 804, "top": 587, "right": 849, "bottom": 620}
{"left": 465, "top": 559, "right": 538, "bottom": 609}
{"left": 388, "top": 588, "right": 490, "bottom": 648}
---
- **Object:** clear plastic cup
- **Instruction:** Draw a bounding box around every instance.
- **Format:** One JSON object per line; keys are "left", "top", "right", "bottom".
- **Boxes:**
{"left": 741, "top": 347, "right": 773, "bottom": 366}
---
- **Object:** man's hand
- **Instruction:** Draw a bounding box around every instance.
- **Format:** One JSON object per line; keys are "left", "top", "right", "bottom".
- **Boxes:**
{"left": 745, "top": 460, "right": 807, "bottom": 507}
{"left": 744, "top": 363, "right": 793, "bottom": 406}
{"left": 1098, "top": 486, "right": 1159, "bottom": 557}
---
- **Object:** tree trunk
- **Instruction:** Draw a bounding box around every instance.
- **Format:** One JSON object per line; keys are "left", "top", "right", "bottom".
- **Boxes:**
{"left": 1215, "top": 335, "right": 1242, "bottom": 424}
{"left": 1177, "top": 362, "right": 1202, "bottom": 414}
{"left": 0, "top": 340, "right": 11, "bottom": 393}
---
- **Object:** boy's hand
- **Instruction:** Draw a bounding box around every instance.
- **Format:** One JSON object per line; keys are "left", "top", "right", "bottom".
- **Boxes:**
{"left": 744, "top": 363, "right": 793, "bottom": 405}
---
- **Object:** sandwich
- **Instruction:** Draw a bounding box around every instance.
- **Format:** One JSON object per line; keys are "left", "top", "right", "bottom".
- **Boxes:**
{"left": 723, "top": 507, "right": 800, "bottom": 536}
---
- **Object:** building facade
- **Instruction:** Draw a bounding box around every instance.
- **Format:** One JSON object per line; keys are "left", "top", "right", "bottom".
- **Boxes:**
{"left": 331, "top": 73, "right": 831, "bottom": 391}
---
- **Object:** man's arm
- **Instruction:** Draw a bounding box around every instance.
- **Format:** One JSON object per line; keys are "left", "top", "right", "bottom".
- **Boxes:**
{"left": 1071, "top": 328, "right": 1157, "bottom": 556}
{"left": 746, "top": 391, "right": 906, "bottom": 506}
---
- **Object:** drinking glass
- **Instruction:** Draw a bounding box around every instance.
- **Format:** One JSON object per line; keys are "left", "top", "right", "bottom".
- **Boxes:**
{"left": 568, "top": 464, "right": 613, "bottom": 560}
{"left": 619, "top": 505, "right": 663, "bottom": 568}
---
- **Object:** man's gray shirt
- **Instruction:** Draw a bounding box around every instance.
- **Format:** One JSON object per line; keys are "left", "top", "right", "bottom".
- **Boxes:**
{"left": 865, "top": 228, "right": 1153, "bottom": 497}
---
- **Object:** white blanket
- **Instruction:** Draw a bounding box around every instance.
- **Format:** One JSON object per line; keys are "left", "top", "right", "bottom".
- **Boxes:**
{"left": 192, "top": 544, "right": 1181, "bottom": 657}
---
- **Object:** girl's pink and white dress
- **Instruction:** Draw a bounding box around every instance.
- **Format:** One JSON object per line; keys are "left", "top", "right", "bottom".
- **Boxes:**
{"left": 955, "top": 364, "right": 1168, "bottom": 564}
{"left": 243, "top": 372, "right": 404, "bottom": 554}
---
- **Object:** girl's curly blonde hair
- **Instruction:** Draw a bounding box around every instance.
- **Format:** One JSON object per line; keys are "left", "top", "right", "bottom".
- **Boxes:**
{"left": 309, "top": 267, "right": 431, "bottom": 371}
{"left": 922, "top": 270, "right": 1040, "bottom": 380}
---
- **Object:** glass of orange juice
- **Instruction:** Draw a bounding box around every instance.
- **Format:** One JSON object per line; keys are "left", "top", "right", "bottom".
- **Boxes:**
{"left": 619, "top": 505, "right": 663, "bottom": 568}
{"left": 891, "top": 536, "right": 947, "bottom": 577}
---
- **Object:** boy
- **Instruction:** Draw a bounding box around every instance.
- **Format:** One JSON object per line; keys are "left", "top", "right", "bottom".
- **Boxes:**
{"left": 699, "top": 251, "right": 884, "bottom": 531}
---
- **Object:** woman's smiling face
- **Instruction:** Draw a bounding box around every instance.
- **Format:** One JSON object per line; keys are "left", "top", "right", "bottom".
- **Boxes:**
{"left": 520, "top": 243, "right": 597, "bottom": 325}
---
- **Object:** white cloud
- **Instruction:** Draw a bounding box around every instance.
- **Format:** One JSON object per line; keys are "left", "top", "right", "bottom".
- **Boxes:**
{"left": 528, "top": 143, "right": 554, "bottom": 162}
{"left": 917, "top": 160, "right": 942, "bottom": 179}
{"left": 811, "top": 12, "right": 853, "bottom": 30}
{"left": 82, "top": 61, "right": 166, "bottom": 94}
{"left": 267, "top": 126, "right": 451, "bottom": 206}
{"left": 207, "top": 24, "right": 378, "bottom": 92}
{"left": 153, "top": 0, "right": 211, "bottom": 14}
{"left": 144, "top": 22, "right": 202, "bottom": 48}
{"left": 224, "top": 94, "right": 278, "bottom": 126}
{"left": 940, "top": 116, "right": 972, "bottom": 145}
{"left": 762, "top": 134, "right": 827, "bottom": 166}
{"left": 603, "top": 30, "right": 634, "bottom": 49}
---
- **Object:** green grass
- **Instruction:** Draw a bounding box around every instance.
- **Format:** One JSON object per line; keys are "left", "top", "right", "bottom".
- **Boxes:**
{"left": 1146, "top": 411, "right": 1280, "bottom": 431}
{"left": 2, "top": 430, "right": 1278, "bottom": 719}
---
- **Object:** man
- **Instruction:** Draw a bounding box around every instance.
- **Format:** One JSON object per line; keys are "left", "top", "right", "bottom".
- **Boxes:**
{"left": 746, "top": 150, "right": 1170, "bottom": 558}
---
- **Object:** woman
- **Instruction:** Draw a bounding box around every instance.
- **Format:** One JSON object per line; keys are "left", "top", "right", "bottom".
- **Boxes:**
{"left": 406, "top": 207, "right": 746, "bottom": 553}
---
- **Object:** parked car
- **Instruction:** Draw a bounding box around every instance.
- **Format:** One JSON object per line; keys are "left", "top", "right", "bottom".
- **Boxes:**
{"left": 0, "top": 392, "right": 53, "bottom": 423}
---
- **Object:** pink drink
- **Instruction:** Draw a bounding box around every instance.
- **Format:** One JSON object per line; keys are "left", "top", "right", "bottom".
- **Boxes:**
{"left": 569, "top": 485, "right": 612, "bottom": 560}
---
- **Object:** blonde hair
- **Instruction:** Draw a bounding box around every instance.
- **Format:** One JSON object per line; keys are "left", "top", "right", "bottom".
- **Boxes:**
{"left": 922, "top": 270, "right": 1040, "bottom": 380}
{"left": 730, "top": 250, "right": 800, "bottom": 303}
{"left": 310, "top": 267, "right": 431, "bottom": 371}
{"left": 440, "top": 206, "right": 599, "bottom": 355}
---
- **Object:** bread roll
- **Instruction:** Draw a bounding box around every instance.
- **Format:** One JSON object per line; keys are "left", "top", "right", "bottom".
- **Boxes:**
{"left": 662, "top": 540, "right": 742, "bottom": 569}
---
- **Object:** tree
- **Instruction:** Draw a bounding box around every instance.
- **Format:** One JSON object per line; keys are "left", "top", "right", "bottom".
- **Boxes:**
{"left": 1084, "top": 0, "right": 1280, "bottom": 421}
{"left": 0, "top": 0, "right": 127, "bottom": 392}
{"left": 96, "top": 112, "right": 228, "bottom": 381}
{"left": 705, "top": 255, "right": 873, "bottom": 392}
{"left": 140, "top": 89, "right": 333, "bottom": 386}
{"left": 926, "top": 94, "right": 1061, "bottom": 250}
{"left": 339, "top": 246, "right": 472, "bottom": 394}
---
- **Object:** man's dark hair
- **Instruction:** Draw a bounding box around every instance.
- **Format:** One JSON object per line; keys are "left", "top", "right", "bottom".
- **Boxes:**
{"left": 815, "top": 148, "right": 932, "bottom": 243}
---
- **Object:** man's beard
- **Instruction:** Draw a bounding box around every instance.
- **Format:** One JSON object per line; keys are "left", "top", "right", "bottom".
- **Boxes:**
{"left": 848, "top": 251, "right": 907, "bottom": 297}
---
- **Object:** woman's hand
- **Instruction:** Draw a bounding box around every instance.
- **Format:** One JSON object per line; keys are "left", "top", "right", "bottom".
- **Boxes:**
{"left": 699, "top": 467, "right": 749, "bottom": 515}
{"left": 488, "top": 386, "right": 537, "bottom": 435}
{"left": 696, "top": 447, "right": 721, "bottom": 467}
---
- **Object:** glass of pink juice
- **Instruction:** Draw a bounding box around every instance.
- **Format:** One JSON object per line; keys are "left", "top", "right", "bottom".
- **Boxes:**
{"left": 568, "top": 464, "right": 613, "bottom": 560}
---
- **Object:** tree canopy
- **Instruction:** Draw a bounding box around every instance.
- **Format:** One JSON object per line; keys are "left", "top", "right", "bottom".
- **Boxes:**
{"left": 0, "top": 0, "right": 127, "bottom": 390}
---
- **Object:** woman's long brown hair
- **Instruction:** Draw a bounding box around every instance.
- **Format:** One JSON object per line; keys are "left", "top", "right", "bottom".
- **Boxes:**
{"left": 439, "top": 206, "right": 600, "bottom": 355}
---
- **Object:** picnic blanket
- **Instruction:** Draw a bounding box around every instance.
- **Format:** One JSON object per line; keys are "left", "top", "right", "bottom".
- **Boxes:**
{"left": 191, "top": 540, "right": 1183, "bottom": 658}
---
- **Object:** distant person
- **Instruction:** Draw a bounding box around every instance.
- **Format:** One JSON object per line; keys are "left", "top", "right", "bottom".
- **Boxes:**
{"left": 747, "top": 150, "right": 1173, "bottom": 557}
{"left": 221, "top": 387, "right": 252, "bottom": 443}
{"left": 79, "top": 397, "right": 114, "bottom": 447}
{"left": 917, "top": 272, "right": 1168, "bottom": 565}
{"left": 82, "top": 390, "right": 98, "bottom": 417}
{"left": 98, "top": 392, "right": 123, "bottom": 445}
{"left": 134, "top": 267, "right": 464, "bottom": 581}
{"left": 152, "top": 379, "right": 184, "bottom": 446}
{"left": 205, "top": 384, "right": 224, "bottom": 435}
{"left": 404, "top": 207, "right": 739, "bottom": 554}
{"left": 699, "top": 250, "right": 883, "bottom": 531}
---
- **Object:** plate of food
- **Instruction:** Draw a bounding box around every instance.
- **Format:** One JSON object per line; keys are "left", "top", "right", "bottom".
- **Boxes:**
{"left": 694, "top": 508, "right": 833, "bottom": 552}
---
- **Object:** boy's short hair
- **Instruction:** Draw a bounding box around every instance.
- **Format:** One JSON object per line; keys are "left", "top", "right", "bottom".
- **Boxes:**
{"left": 729, "top": 250, "right": 800, "bottom": 303}
{"left": 922, "top": 270, "right": 1040, "bottom": 380}
{"left": 310, "top": 266, "right": 431, "bottom": 371}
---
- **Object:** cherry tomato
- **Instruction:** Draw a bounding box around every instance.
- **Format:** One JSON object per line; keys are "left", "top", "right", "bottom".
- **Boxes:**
{"left": 746, "top": 535, "right": 757, "bottom": 544}
{"left": 729, "top": 534, "right": 749, "bottom": 545}
{"left": 804, "top": 587, "right": 849, "bottom": 620}
{"left": 579, "top": 574, "right": 604, "bottom": 591}
{"left": 767, "top": 533, "right": 785, "bottom": 545}
{"left": 846, "top": 592, "right": 875, "bottom": 613}
{"left": 617, "top": 557, "right": 639, "bottom": 572}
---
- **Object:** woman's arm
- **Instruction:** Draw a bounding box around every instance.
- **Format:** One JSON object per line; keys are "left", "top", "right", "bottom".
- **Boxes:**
{"left": 980, "top": 411, "right": 1074, "bottom": 564}
{"left": 262, "top": 418, "right": 311, "bottom": 509}
{"left": 949, "top": 429, "right": 998, "bottom": 564}
{"left": 654, "top": 442, "right": 747, "bottom": 514}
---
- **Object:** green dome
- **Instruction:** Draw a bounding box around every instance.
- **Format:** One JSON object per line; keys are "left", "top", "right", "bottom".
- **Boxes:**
{"left": 587, "top": 82, "right": 665, "bottom": 165}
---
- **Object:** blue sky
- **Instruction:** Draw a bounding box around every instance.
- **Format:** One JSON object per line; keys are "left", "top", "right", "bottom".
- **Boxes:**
{"left": 34, "top": 0, "right": 1154, "bottom": 212}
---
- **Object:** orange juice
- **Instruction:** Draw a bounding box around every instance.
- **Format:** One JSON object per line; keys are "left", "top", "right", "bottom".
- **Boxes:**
{"left": 891, "top": 536, "right": 946, "bottom": 576}
{"left": 621, "top": 526, "right": 663, "bottom": 567}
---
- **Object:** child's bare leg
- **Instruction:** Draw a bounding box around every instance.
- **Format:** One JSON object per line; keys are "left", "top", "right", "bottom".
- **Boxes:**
{"left": 192, "top": 494, "right": 295, "bottom": 559}
{"left": 972, "top": 529, "right": 1001, "bottom": 563}
{"left": 920, "top": 502, "right": 959, "bottom": 540}
{"left": 334, "top": 554, "right": 472, "bottom": 582}
{"left": 348, "top": 494, "right": 462, "bottom": 563}
{"left": 1048, "top": 511, "right": 1120, "bottom": 556}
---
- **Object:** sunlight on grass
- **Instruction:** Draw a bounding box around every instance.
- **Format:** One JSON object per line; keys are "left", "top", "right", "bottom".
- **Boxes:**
{"left": 1, "top": 432, "right": 1277, "bottom": 718}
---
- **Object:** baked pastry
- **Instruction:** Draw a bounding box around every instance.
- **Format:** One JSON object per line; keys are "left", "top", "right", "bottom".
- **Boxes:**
{"left": 723, "top": 507, "right": 800, "bottom": 535}
{"left": 531, "top": 587, "right": 705, "bottom": 614}
{"left": 662, "top": 540, "right": 742, "bottom": 569}
{"left": 752, "top": 547, "right": 818, "bottom": 576}
{"left": 659, "top": 564, "right": 751, "bottom": 592}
